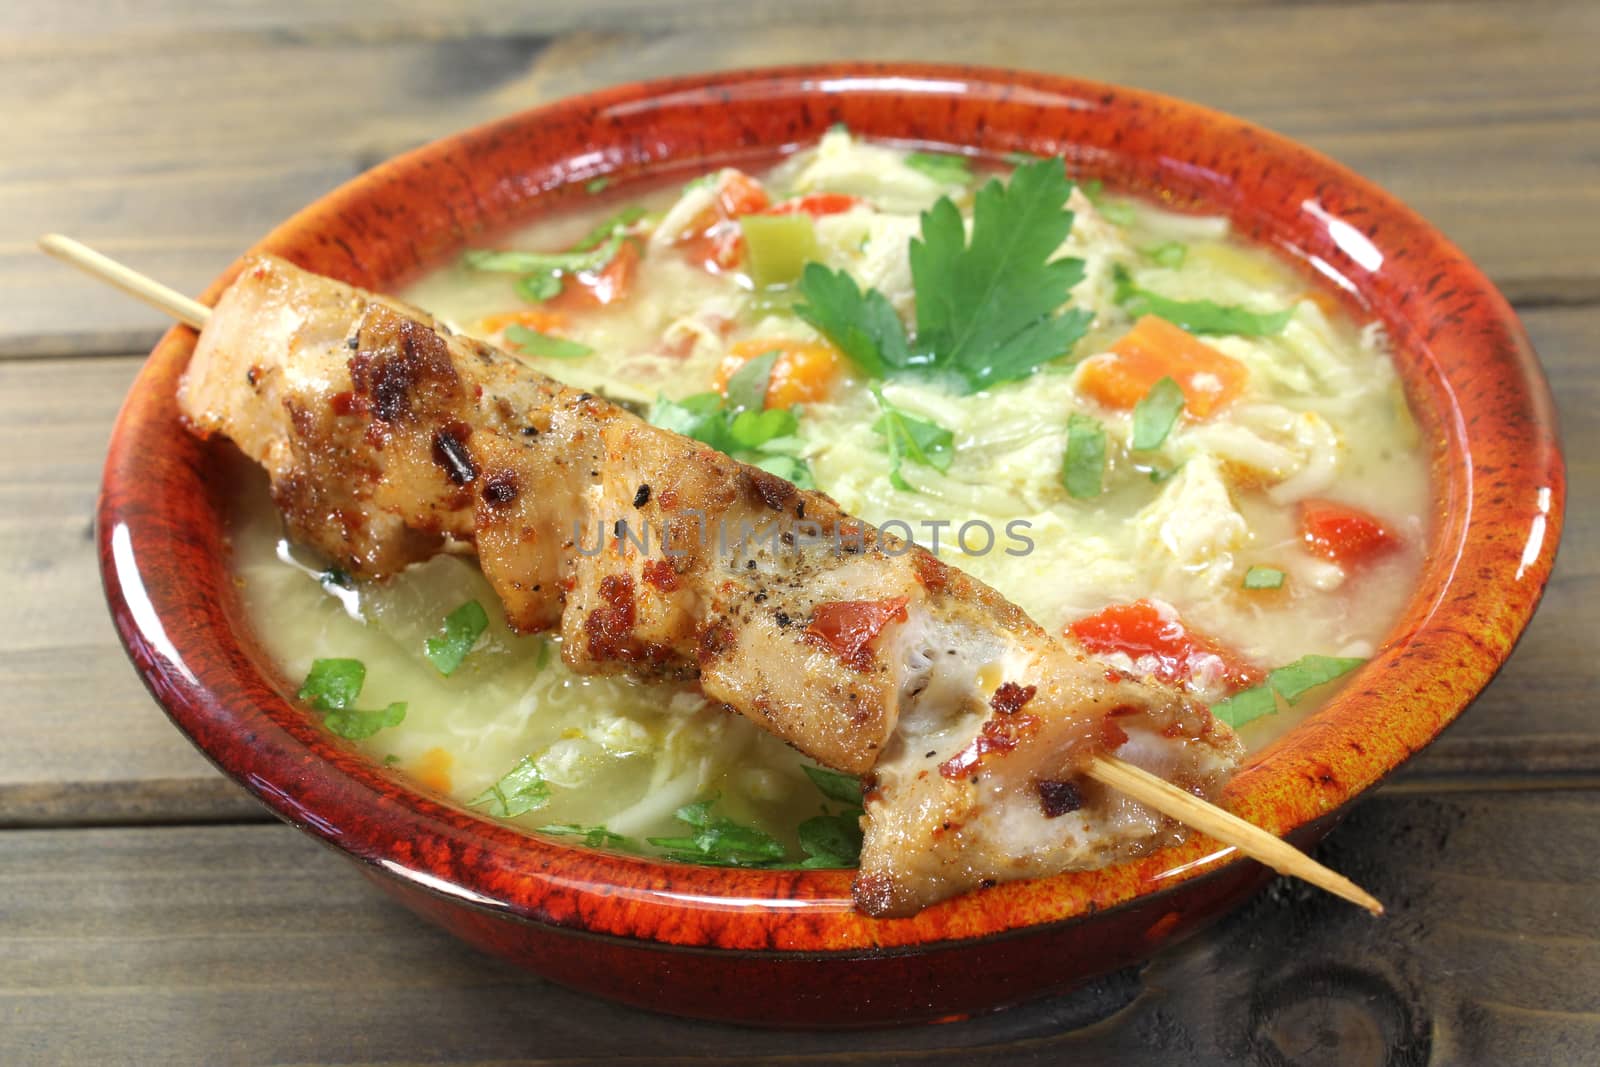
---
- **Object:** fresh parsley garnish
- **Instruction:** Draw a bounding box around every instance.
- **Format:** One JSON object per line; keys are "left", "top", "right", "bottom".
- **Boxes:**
{"left": 296, "top": 659, "right": 405, "bottom": 740}
{"left": 470, "top": 755, "right": 551, "bottom": 818}
{"left": 802, "top": 765, "right": 864, "bottom": 805}
{"left": 1212, "top": 655, "right": 1366, "bottom": 727}
{"left": 871, "top": 388, "right": 954, "bottom": 492}
{"left": 1080, "top": 179, "right": 1136, "bottom": 226}
{"left": 797, "top": 157, "right": 1092, "bottom": 394}
{"left": 464, "top": 204, "right": 644, "bottom": 303}
{"left": 585, "top": 176, "right": 610, "bottom": 195}
{"left": 648, "top": 355, "right": 815, "bottom": 488}
{"left": 297, "top": 658, "right": 365, "bottom": 712}
{"left": 1113, "top": 264, "right": 1293, "bottom": 337}
{"left": 504, "top": 324, "right": 593, "bottom": 360}
{"left": 647, "top": 796, "right": 788, "bottom": 867}
{"left": 539, "top": 823, "right": 634, "bottom": 850}
{"left": 323, "top": 703, "right": 407, "bottom": 740}
{"left": 904, "top": 151, "right": 973, "bottom": 185}
{"left": 1242, "top": 565, "right": 1286, "bottom": 590}
{"left": 1062, "top": 413, "right": 1107, "bottom": 499}
{"left": 515, "top": 273, "right": 563, "bottom": 302}
{"left": 794, "top": 765, "right": 866, "bottom": 868}
{"left": 424, "top": 600, "right": 489, "bottom": 676}
{"left": 1130, "top": 376, "right": 1186, "bottom": 450}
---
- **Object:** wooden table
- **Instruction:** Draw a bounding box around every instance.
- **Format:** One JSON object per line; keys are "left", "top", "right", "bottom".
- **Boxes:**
{"left": 4, "top": 3, "right": 1596, "bottom": 1062}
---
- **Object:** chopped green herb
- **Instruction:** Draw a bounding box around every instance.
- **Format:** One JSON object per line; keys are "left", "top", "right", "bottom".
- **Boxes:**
{"left": 424, "top": 600, "right": 489, "bottom": 676}
{"left": 324, "top": 702, "right": 406, "bottom": 740}
{"left": 514, "top": 273, "right": 563, "bottom": 303}
{"left": 1062, "top": 413, "right": 1107, "bottom": 499}
{"left": 796, "top": 812, "right": 864, "bottom": 868}
{"left": 738, "top": 213, "right": 818, "bottom": 289}
{"left": 797, "top": 158, "right": 1092, "bottom": 394}
{"left": 1130, "top": 376, "right": 1186, "bottom": 450}
{"left": 504, "top": 325, "right": 593, "bottom": 360}
{"left": 1210, "top": 686, "right": 1279, "bottom": 728}
{"left": 539, "top": 823, "right": 633, "bottom": 850}
{"left": 904, "top": 151, "right": 973, "bottom": 185}
{"left": 1212, "top": 655, "right": 1366, "bottom": 727}
{"left": 647, "top": 795, "right": 787, "bottom": 867}
{"left": 802, "top": 765, "right": 864, "bottom": 806}
{"left": 572, "top": 204, "right": 648, "bottom": 253}
{"left": 751, "top": 453, "right": 815, "bottom": 489}
{"left": 1242, "top": 566, "right": 1287, "bottom": 590}
{"left": 1267, "top": 655, "right": 1367, "bottom": 705}
{"left": 1080, "top": 179, "right": 1136, "bottom": 225}
{"left": 724, "top": 350, "right": 781, "bottom": 414}
{"left": 1142, "top": 241, "right": 1189, "bottom": 269}
{"left": 383, "top": 754, "right": 401, "bottom": 766}
{"left": 534, "top": 638, "right": 552, "bottom": 673}
{"left": 585, "top": 176, "right": 610, "bottom": 195}
{"left": 297, "top": 658, "right": 366, "bottom": 712}
{"left": 1113, "top": 265, "right": 1293, "bottom": 336}
{"left": 470, "top": 755, "right": 551, "bottom": 818}
{"left": 464, "top": 234, "right": 624, "bottom": 277}
{"left": 871, "top": 388, "right": 954, "bottom": 492}
{"left": 828, "top": 121, "right": 850, "bottom": 135}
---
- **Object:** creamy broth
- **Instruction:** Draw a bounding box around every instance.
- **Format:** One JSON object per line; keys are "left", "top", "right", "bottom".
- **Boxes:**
{"left": 234, "top": 132, "right": 1428, "bottom": 861}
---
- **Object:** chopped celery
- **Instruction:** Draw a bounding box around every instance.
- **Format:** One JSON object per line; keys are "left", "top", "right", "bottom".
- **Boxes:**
{"left": 738, "top": 213, "right": 818, "bottom": 288}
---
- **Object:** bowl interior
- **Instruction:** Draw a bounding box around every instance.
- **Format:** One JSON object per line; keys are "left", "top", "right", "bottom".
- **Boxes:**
{"left": 98, "top": 63, "right": 1565, "bottom": 952}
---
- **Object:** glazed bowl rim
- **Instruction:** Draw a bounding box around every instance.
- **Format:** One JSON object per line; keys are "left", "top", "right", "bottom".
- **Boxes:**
{"left": 98, "top": 61, "right": 1565, "bottom": 954}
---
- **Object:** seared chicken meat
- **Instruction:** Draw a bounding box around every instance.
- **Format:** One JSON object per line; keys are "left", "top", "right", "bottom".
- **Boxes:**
{"left": 179, "top": 255, "right": 1242, "bottom": 917}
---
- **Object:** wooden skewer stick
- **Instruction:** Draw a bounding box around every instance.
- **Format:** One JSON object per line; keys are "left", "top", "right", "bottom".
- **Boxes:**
{"left": 39, "top": 233, "right": 1382, "bottom": 916}
{"left": 39, "top": 233, "right": 212, "bottom": 330}
{"left": 1088, "top": 755, "right": 1381, "bottom": 914}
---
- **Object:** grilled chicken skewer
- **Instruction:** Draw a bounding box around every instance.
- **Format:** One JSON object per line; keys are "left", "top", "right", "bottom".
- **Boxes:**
{"left": 44, "top": 235, "right": 1382, "bottom": 917}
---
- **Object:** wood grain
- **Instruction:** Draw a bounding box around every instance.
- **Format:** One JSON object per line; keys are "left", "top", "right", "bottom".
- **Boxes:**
{"left": 3, "top": 790, "right": 1595, "bottom": 1064}
{"left": 3, "top": 1, "right": 1596, "bottom": 356}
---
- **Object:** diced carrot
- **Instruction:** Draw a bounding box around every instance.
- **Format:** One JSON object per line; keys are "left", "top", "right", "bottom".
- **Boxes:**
{"left": 475, "top": 308, "right": 568, "bottom": 338}
{"left": 805, "top": 597, "right": 909, "bottom": 671}
{"left": 1068, "top": 599, "right": 1264, "bottom": 693}
{"left": 547, "top": 240, "right": 640, "bottom": 311}
{"left": 715, "top": 338, "right": 842, "bottom": 408}
{"left": 678, "top": 170, "right": 772, "bottom": 273}
{"left": 1080, "top": 315, "right": 1249, "bottom": 417}
{"left": 762, "top": 193, "right": 862, "bottom": 217}
{"left": 412, "top": 747, "right": 454, "bottom": 795}
{"left": 1299, "top": 499, "right": 1399, "bottom": 566}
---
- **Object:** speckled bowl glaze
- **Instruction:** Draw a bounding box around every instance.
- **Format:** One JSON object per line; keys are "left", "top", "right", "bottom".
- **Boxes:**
{"left": 98, "top": 64, "right": 1564, "bottom": 1026}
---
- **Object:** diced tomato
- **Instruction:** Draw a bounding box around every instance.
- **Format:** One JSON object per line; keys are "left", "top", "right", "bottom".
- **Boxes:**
{"left": 1068, "top": 599, "right": 1264, "bottom": 693}
{"left": 1299, "top": 499, "right": 1399, "bottom": 566}
{"left": 762, "top": 193, "right": 861, "bottom": 217}
{"left": 677, "top": 170, "right": 771, "bottom": 273}
{"left": 715, "top": 338, "right": 842, "bottom": 408}
{"left": 547, "top": 239, "right": 640, "bottom": 311}
{"left": 805, "top": 597, "right": 909, "bottom": 671}
{"left": 1079, "top": 315, "right": 1249, "bottom": 417}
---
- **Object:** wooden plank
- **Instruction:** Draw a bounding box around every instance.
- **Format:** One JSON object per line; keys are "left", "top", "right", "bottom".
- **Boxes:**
{"left": 3, "top": 789, "right": 1597, "bottom": 1064}
{"left": 0, "top": 301, "right": 1593, "bottom": 820}
{"left": 3, "top": 1, "right": 1597, "bottom": 356}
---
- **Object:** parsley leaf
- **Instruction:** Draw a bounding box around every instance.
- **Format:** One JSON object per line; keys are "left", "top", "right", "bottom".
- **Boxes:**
{"left": 323, "top": 702, "right": 407, "bottom": 740}
{"left": 904, "top": 151, "right": 973, "bottom": 185}
{"left": 297, "top": 658, "right": 366, "bottom": 711}
{"left": 465, "top": 233, "right": 624, "bottom": 276}
{"left": 871, "top": 388, "right": 954, "bottom": 492}
{"left": 539, "top": 823, "right": 634, "bottom": 850}
{"left": 471, "top": 756, "right": 551, "bottom": 818}
{"left": 424, "top": 600, "right": 489, "bottom": 676}
{"left": 1113, "top": 264, "right": 1293, "bottom": 336}
{"left": 648, "top": 362, "right": 816, "bottom": 488}
{"left": 647, "top": 796, "right": 788, "bottom": 867}
{"left": 515, "top": 273, "right": 563, "bottom": 302}
{"left": 1212, "top": 655, "right": 1366, "bottom": 727}
{"left": 794, "top": 264, "right": 916, "bottom": 378}
{"left": 910, "top": 158, "right": 1092, "bottom": 391}
{"left": 796, "top": 158, "right": 1091, "bottom": 394}
{"left": 1242, "top": 566, "right": 1286, "bottom": 590}
{"left": 1081, "top": 180, "right": 1136, "bottom": 226}
{"left": 802, "top": 765, "right": 864, "bottom": 806}
{"left": 504, "top": 325, "right": 593, "bottom": 360}
{"left": 1062, "top": 413, "right": 1107, "bottom": 499}
{"left": 1130, "top": 376, "right": 1186, "bottom": 450}
{"left": 796, "top": 813, "right": 864, "bottom": 868}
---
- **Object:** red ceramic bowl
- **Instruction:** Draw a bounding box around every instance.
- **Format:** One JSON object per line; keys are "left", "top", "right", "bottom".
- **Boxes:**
{"left": 98, "top": 64, "right": 1564, "bottom": 1026}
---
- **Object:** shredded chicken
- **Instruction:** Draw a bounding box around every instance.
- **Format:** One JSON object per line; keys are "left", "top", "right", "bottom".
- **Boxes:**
{"left": 179, "top": 255, "right": 1242, "bottom": 917}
